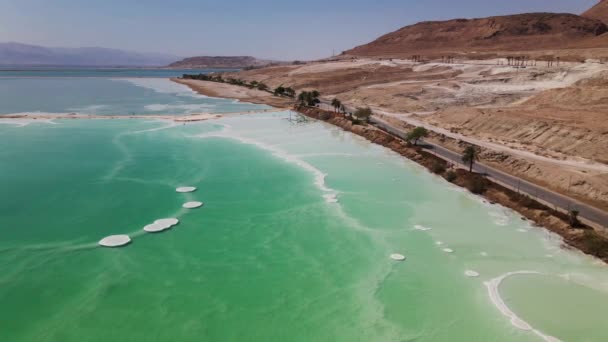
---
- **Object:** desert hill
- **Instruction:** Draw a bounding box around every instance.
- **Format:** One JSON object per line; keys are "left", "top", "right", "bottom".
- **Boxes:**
{"left": 583, "top": 0, "right": 608, "bottom": 24}
{"left": 344, "top": 13, "right": 607, "bottom": 59}
{"left": 168, "top": 56, "right": 271, "bottom": 69}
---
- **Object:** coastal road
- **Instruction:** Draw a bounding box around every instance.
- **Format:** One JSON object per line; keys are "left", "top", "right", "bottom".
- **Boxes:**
{"left": 316, "top": 101, "right": 607, "bottom": 227}
{"left": 368, "top": 116, "right": 608, "bottom": 228}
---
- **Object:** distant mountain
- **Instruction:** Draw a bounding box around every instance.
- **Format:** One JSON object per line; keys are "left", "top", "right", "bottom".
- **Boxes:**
{"left": 168, "top": 56, "right": 272, "bottom": 69}
{"left": 0, "top": 42, "right": 180, "bottom": 67}
{"left": 343, "top": 13, "right": 608, "bottom": 58}
{"left": 583, "top": 0, "right": 608, "bottom": 24}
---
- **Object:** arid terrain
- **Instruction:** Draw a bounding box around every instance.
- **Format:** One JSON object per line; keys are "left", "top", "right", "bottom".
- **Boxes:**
{"left": 178, "top": 6, "right": 608, "bottom": 214}
{"left": 584, "top": 0, "right": 608, "bottom": 24}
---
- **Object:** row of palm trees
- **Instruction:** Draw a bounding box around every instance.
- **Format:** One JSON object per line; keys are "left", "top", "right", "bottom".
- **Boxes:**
{"left": 186, "top": 74, "right": 482, "bottom": 174}
{"left": 182, "top": 73, "right": 272, "bottom": 92}
{"left": 297, "top": 90, "right": 321, "bottom": 106}
{"left": 405, "top": 126, "right": 479, "bottom": 171}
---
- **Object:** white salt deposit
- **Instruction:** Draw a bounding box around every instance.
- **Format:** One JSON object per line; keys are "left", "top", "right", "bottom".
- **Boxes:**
{"left": 155, "top": 218, "right": 179, "bottom": 227}
{"left": 465, "top": 270, "right": 480, "bottom": 277}
{"left": 484, "top": 271, "right": 560, "bottom": 341}
{"left": 480, "top": 252, "right": 489, "bottom": 257}
{"left": 144, "top": 223, "right": 166, "bottom": 233}
{"left": 390, "top": 253, "right": 406, "bottom": 261}
{"left": 183, "top": 201, "right": 204, "bottom": 209}
{"left": 435, "top": 241, "right": 443, "bottom": 246}
{"left": 443, "top": 248, "right": 454, "bottom": 253}
{"left": 414, "top": 225, "right": 432, "bottom": 231}
{"left": 176, "top": 186, "right": 197, "bottom": 193}
{"left": 99, "top": 235, "right": 131, "bottom": 247}
{"left": 323, "top": 194, "right": 339, "bottom": 203}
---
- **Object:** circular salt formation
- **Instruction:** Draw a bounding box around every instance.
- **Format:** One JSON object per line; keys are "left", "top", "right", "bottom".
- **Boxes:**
{"left": 155, "top": 218, "right": 179, "bottom": 227}
{"left": 390, "top": 254, "right": 406, "bottom": 261}
{"left": 176, "top": 186, "right": 197, "bottom": 193}
{"left": 465, "top": 270, "right": 480, "bottom": 277}
{"left": 99, "top": 235, "right": 131, "bottom": 248}
{"left": 183, "top": 201, "right": 204, "bottom": 209}
{"left": 443, "top": 248, "right": 454, "bottom": 253}
{"left": 144, "top": 223, "right": 166, "bottom": 233}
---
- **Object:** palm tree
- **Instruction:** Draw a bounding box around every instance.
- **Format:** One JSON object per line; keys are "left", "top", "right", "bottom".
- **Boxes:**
{"left": 284, "top": 87, "right": 295, "bottom": 98}
{"left": 340, "top": 104, "right": 346, "bottom": 114}
{"left": 297, "top": 92, "right": 307, "bottom": 106}
{"left": 331, "top": 98, "right": 342, "bottom": 112}
{"left": 462, "top": 145, "right": 479, "bottom": 173}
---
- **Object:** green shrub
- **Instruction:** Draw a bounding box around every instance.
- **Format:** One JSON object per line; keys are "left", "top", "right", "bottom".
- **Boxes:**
{"left": 431, "top": 162, "right": 446, "bottom": 174}
{"left": 445, "top": 170, "right": 457, "bottom": 182}
{"left": 467, "top": 176, "right": 488, "bottom": 194}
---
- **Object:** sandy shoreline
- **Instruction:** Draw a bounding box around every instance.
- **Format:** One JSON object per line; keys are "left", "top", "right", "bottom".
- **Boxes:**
{"left": 171, "top": 78, "right": 294, "bottom": 108}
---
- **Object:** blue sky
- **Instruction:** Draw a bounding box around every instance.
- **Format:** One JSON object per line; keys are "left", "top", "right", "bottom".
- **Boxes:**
{"left": 0, "top": 0, "right": 600, "bottom": 60}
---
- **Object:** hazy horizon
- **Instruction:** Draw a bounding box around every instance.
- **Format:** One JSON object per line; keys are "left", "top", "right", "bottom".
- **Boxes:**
{"left": 0, "top": 0, "right": 601, "bottom": 60}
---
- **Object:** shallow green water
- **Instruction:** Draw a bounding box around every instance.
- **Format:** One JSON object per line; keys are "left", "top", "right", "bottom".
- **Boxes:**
{"left": 1, "top": 98, "right": 608, "bottom": 341}
{"left": 0, "top": 77, "right": 267, "bottom": 115}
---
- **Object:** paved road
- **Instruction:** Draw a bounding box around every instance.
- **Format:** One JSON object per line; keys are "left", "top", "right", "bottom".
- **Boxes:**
{"left": 316, "top": 100, "right": 607, "bottom": 227}
{"left": 368, "top": 116, "right": 608, "bottom": 228}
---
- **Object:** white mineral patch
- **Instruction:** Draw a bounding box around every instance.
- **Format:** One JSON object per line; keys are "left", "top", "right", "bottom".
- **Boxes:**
{"left": 183, "top": 201, "right": 204, "bottom": 209}
{"left": 443, "top": 248, "right": 454, "bottom": 253}
{"left": 480, "top": 252, "right": 489, "bottom": 257}
{"left": 176, "top": 186, "right": 197, "bottom": 193}
{"left": 414, "top": 225, "right": 432, "bottom": 231}
{"left": 484, "top": 271, "right": 559, "bottom": 341}
{"left": 465, "top": 270, "right": 480, "bottom": 277}
{"left": 99, "top": 235, "right": 131, "bottom": 247}
{"left": 144, "top": 223, "right": 166, "bottom": 233}
{"left": 390, "top": 253, "right": 406, "bottom": 261}
{"left": 323, "top": 194, "right": 339, "bottom": 203}
{"left": 155, "top": 218, "right": 179, "bottom": 227}
{"left": 435, "top": 241, "right": 443, "bottom": 246}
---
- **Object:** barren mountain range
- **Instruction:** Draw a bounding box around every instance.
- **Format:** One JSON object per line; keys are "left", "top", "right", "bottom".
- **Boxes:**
{"left": 194, "top": 1, "right": 608, "bottom": 210}
{"left": 168, "top": 56, "right": 272, "bottom": 69}
{"left": 0, "top": 42, "right": 179, "bottom": 67}
{"left": 343, "top": 12, "right": 608, "bottom": 60}
{"left": 583, "top": 0, "right": 608, "bottom": 24}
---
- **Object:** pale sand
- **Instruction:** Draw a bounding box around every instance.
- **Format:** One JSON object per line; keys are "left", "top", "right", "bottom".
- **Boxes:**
{"left": 172, "top": 78, "right": 294, "bottom": 108}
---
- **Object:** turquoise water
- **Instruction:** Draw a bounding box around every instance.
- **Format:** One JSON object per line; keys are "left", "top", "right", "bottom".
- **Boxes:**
{"left": 0, "top": 77, "right": 269, "bottom": 115}
{"left": 0, "top": 68, "right": 236, "bottom": 78}
{"left": 1, "top": 78, "right": 608, "bottom": 341}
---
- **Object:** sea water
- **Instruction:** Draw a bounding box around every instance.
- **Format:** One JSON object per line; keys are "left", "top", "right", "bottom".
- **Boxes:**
{"left": 0, "top": 77, "right": 268, "bottom": 115}
{"left": 1, "top": 78, "right": 607, "bottom": 342}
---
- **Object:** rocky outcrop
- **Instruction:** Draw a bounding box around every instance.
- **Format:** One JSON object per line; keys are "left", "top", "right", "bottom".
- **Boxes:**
{"left": 168, "top": 56, "right": 270, "bottom": 69}
{"left": 583, "top": 0, "right": 608, "bottom": 25}
{"left": 344, "top": 13, "right": 608, "bottom": 57}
